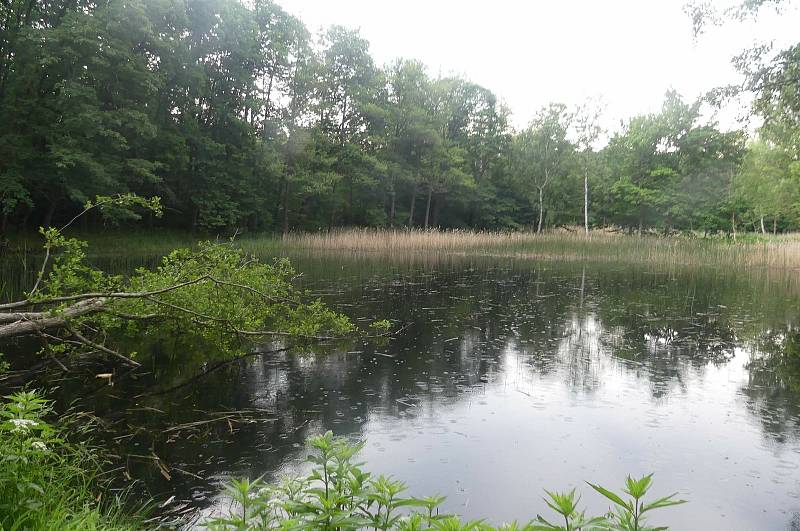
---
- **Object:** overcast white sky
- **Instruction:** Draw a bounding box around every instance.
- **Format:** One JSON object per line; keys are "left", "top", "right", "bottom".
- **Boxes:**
{"left": 275, "top": 0, "right": 799, "bottom": 133}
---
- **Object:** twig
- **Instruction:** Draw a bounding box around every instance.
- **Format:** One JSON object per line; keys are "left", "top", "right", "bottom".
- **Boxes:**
{"left": 135, "top": 346, "right": 294, "bottom": 398}
{"left": 67, "top": 325, "right": 141, "bottom": 367}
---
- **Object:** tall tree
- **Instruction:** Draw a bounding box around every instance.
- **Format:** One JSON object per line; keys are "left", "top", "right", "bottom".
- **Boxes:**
{"left": 573, "top": 99, "right": 605, "bottom": 233}
{"left": 512, "top": 104, "right": 574, "bottom": 233}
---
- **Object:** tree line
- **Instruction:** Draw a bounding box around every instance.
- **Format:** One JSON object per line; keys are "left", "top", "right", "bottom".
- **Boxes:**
{"left": 1, "top": 0, "right": 798, "bottom": 235}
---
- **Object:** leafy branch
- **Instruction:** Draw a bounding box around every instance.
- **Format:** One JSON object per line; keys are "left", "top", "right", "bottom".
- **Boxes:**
{"left": 0, "top": 195, "right": 384, "bottom": 373}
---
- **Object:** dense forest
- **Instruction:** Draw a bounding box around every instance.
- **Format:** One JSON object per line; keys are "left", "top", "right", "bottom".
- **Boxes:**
{"left": 0, "top": 0, "right": 798, "bottom": 235}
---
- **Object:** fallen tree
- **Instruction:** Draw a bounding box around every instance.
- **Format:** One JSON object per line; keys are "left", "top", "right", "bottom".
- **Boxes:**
{"left": 0, "top": 195, "right": 367, "bottom": 371}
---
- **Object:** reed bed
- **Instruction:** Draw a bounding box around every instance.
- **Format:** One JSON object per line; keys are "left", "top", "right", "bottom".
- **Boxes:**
{"left": 276, "top": 228, "right": 800, "bottom": 270}
{"left": 5, "top": 227, "right": 800, "bottom": 274}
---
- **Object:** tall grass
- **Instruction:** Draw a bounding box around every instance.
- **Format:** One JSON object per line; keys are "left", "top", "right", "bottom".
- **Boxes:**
{"left": 4, "top": 228, "right": 800, "bottom": 289}
{"left": 276, "top": 228, "right": 800, "bottom": 269}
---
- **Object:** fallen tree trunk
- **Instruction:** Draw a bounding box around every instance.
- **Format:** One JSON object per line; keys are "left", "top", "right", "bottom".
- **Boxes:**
{"left": 0, "top": 298, "right": 107, "bottom": 338}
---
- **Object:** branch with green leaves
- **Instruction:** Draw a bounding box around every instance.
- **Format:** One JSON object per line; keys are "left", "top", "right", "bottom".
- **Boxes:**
{"left": 0, "top": 195, "right": 381, "bottom": 372}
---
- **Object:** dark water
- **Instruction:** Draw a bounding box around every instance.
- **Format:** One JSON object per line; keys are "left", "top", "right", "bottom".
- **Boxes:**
{"left": 4, "top": 253, "right": 800, "bottom": 529}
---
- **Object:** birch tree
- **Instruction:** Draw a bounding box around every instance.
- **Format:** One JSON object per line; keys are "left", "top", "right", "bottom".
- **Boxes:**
{"left": 513, "top": 104, "right": 574, "bottom": 233}
{"left": 573, "top": 99, "right": 605, "bottom": 233}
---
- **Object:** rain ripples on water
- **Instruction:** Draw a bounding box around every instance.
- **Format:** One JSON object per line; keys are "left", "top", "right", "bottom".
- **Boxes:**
{"left": 8, "top": 254, "right": 800, "bottom": 529}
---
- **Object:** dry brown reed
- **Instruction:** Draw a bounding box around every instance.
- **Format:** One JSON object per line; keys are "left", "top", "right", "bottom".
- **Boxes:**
{"left": 272, "top": 228, "right": 800, "bottom": 270}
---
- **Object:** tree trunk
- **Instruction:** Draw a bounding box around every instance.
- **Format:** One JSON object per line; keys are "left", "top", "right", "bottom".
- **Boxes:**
{"left": 339, "top": 95, "right": 348, "bottom": 144}
{"left": 21, "top": 209, "right": 30, "bottom": 231}
{"left": 348, "top": 177, "right": 354, "bottom": 225}
{"left": 432, "top": 195, "right": 442, "bottom": 228}
{"left": 389, "top": 188, "right": 396, "bottom": 226}
{"left": 760, "top": 215, "right": 766, "bottom": 234}
{"left": 262, "top": 72, "right": 274, "bottom": 137}
{"left": 773, "top": 217, "right": 777, "bottom": 235}
{"left": 327, "top": 183, "right": 337, "bottom": 231}
{"left": 583, "top": 173, "right": 589, "bottom": 234}
{"left": 282, "top": 179, "right": 290, "bottom": 238}
{"left": 731, "top": 212, "right": 737, "bottom": 242}
{"left": 408, "top": 184, "right": 417, "bottom": 227}
{"left": 0, "top": 298, "right": 107, "bottom": 339}
{"left": 537, "top": 187, "right": 544, "bottom": 234}
{"left": 43, "top": 200, "right": 57, "bottom": 228}
{"left": 424, "top": 185, "right": 433, "bottom": 229}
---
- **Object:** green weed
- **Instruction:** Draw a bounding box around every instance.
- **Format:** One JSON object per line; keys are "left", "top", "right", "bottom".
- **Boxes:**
{"left": 209, "top": 432, "right": 686, "bottom": 530}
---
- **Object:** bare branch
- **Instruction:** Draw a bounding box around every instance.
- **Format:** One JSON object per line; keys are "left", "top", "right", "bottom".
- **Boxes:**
{"left": 207, "top": 276, "right": 299, "bottom": 306}
{"left": 66, "top": 324, "right": 141, "bottom": 367}
{"left": 142, "top": 295, "right": 231, "bottom": 324}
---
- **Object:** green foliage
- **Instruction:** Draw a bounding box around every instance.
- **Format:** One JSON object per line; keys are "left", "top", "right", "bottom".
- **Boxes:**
{"left": 511, "top": 104, "right": 574, "bottom": 232}
{"left": 0, "top": 194, "right": 358, "bottom": 369}
{"left": 530, "top": 489, "right": 606, "bottom": 530}
{"left": 85, "top": 195, "right": 163, "bottom": 225}
{"left": 0, "top": 0, "right": 796, "bottom": 235}
{"left": 27, "top": 235, "right": 355, "bottom": 363}
{"left": 586, "top": 475, "right": 686, "bottom": 531}
{"left": 205, "top": 431, "right": 452, "bottom": 531}
{"left": 0, "top": 391, "right": 138, "bottom": 530}
{"left": 370, "top": 319, "right": 392, "bottom": 333}
{"left": 209, "top": 433, "right": 685, "bottom": 531}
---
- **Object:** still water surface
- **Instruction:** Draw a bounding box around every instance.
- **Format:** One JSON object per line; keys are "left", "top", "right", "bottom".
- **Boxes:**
{"left": 7, "top": 253, "right": 800, "bottom": 529}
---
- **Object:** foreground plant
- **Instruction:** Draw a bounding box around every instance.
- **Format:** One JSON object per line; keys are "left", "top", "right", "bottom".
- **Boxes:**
{"left": 209, "top": 433, "right": 686, "bottom": 531}
{"left": 0, "top": 390, "right": 137, "bottom": 530}
{"left": 0, "top": 194, "right": 359, "bottom": 372}
{"left": 206, "top": 432, "right": 448, "bottom": 530}
{"left": 531, "top": 489, "right": 606, "bottom": 530}
{"left": 587, "top": 475, "right": 686, "bottom": 531}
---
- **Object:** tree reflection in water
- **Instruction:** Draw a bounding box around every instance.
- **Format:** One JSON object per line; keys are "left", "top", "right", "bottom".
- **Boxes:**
{"left": 21, "top": 257, "right": 800, "bottom": 529}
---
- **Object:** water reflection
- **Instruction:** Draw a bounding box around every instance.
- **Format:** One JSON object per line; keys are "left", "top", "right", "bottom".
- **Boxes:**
{"left": 7, "top": 257, "right": 800, "bottom": 529}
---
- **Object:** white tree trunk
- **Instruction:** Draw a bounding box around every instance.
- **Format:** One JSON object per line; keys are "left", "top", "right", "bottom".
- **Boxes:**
{"left": 537, "top": 187, "right": 544, "bottom": 234}
{"left": 584, "top": 173, "right": 589, "bottom": 234}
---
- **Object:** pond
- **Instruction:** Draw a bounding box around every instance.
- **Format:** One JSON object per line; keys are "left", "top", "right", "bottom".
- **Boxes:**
{"left": 4, "top": 252, "right": 800, "bottom": 530}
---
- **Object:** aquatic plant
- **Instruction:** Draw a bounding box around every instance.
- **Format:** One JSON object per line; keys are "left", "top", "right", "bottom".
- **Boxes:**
{"left": 274, "top": 227, "right": 800, "bottom": 270}
{"left": 209, "top": 432, "right": 686, "bottom": 531}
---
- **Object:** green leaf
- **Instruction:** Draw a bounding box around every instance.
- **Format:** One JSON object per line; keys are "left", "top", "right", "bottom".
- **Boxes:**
{"left": 586, "top": 481, "right": 631, "bottom": 510}
{"left": 640, "top": 493, "right": 688, "bottom": 513}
